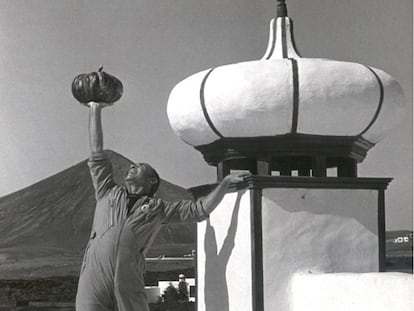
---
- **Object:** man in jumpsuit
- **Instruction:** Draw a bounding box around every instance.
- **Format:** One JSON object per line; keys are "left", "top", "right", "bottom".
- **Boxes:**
{"left": 75, "top": 102, "right": 249, "bottom": 311}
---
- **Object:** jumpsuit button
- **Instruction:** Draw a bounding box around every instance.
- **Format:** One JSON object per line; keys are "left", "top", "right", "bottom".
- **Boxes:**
{"left": 90, "top": 231, "right": 96, "bottom": 239}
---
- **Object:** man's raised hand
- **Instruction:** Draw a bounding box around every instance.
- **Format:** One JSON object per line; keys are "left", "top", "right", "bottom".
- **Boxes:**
{"left": 86, "top": 102, "right": 111, "bottom": 109}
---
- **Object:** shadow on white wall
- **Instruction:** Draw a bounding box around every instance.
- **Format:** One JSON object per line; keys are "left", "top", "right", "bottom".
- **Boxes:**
{"left": 204, "top": 192, "right": 243, "bottom": 311}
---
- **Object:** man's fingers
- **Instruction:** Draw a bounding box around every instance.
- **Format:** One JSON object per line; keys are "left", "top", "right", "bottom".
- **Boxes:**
{"left": 235, "top": 174, "right": 252, "bottom": 182}
{"left": 240, "top": 173, "right": 252, "bottom": 179}
{"left": 86, "top": 102, "right": 113, "bottom": 109}
{"left": 225, "top": 172, "right": 253, "bottom": 184}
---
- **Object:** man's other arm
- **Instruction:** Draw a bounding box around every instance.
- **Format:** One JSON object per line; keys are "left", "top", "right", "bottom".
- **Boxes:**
{"left": 163, "top": 172, "right": 250, "bottom": 222}
{"left": 200, "top": 173, "right": 250, "bottom": 216}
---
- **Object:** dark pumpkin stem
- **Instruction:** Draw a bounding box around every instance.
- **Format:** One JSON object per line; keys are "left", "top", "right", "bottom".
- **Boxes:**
{"left": 98, "top": 65, "right": 103, "bottom": 72}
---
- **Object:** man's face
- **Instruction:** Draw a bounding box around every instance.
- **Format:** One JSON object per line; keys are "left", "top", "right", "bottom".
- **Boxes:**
{"left": 125, "top": 163, "right": 151, "bottom": 186}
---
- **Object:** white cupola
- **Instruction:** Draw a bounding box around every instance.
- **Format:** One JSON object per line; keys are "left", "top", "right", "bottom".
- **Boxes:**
{"left": 167, "top": 0, "right": 405, "bottom": 178}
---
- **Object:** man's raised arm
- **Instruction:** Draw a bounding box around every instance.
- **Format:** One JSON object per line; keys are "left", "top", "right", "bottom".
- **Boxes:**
{"left": 89, "top": 102, "right": 104, "bottom": 154}
{"left": 87, "top": 102, "right": 115, "bottom": 198}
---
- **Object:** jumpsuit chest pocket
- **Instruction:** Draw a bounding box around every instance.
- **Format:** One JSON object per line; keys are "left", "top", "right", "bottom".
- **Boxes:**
{"left": 97, "top": 202, "right": 115, "bottom": 238}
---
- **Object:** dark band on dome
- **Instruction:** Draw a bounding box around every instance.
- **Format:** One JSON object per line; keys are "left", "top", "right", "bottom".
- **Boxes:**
{"left": 200, "top": 68, "right": 224, "bottom": 139}
{"left": 290, "top": 58, "right": 299, "bottom": 133}
{"left": 358, "top": 66, "right": 384, "bottom": 137}
{"left": 281, "top": 18, "right": 288, "bottom": 58}
{"left": 265, "top": 19, "right": 277, "bottom": 60}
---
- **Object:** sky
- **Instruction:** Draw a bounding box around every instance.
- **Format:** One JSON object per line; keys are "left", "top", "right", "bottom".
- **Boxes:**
{"left": 0, "top": 0, "right": 412, "bottom": 230}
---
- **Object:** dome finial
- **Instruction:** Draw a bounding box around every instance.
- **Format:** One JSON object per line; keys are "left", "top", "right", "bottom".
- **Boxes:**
{"left": 276, "top": 0, "right": 288, "bottom": 17}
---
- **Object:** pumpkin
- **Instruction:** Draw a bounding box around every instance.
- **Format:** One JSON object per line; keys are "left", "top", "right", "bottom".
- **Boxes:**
{"left": 71, "top": 66, "right": 123, "bottom": 104}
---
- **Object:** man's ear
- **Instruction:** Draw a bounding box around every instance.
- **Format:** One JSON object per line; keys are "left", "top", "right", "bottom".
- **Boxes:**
{"left": 149, "top": 177, "right": 157, "bottom": 185}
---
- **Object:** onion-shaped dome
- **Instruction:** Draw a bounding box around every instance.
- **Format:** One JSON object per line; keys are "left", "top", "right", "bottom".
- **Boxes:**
{"left": 167, "top": 0, "right": 405, "bottom": 174}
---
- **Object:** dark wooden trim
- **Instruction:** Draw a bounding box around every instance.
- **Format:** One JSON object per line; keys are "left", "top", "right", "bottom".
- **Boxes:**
{"left": 248, "top": 176, "right": 392, "bottom": 191}
{"left": 217, "top": 161, "right": 231, "bottom": 181}
{"left": 257, "top": 158, "right": 271, "bottom": 176}
{"left": 250, "top": 189, "right": 264, "bottom": 311}
{"left": 195, "top": 134, "right": 375, "bottom": 167}
{"left": 280, "top": 169, "right": 292, "bottom": 176}
{"left": 188, "top": 176, "right": 392, "bottom": 198}
{"left": 195, "top": 219, "right": 198, "bottom": 311}
{"left": 337, "top": 158, "right": 357, "bottom": 177}
{"left": 312, "top": 155, "right": 327, "bottom": 177}
{"left": 378, "top": 189, "right": 386, "bottom": 272}
{"left": 298, "top": 169, "right": 310, "bottom": 176}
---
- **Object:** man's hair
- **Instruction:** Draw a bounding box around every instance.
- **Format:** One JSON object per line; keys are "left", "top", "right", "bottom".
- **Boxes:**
{"left": 142, "top": 163, "right": 160, "bottom": 195}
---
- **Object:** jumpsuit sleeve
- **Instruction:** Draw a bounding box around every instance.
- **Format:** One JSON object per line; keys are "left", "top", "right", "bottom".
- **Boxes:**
{"left": 161, "top": 198, "right": 209, "bottom": 223}
{"left": 87, "top": 151, "right": 116, "bottom": 200}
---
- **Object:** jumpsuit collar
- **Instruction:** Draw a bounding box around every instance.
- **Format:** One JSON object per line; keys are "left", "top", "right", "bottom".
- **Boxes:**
{"left": 126, "top": 192, "right": 151, "bottom": 217}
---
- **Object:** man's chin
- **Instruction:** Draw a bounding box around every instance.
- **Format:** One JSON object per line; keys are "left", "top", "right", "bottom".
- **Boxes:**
{"left": 125, "top": 177, "right": 140, "bottom": 186}
{"left": 124, "top": 177, "right": 133, "bottom": 184}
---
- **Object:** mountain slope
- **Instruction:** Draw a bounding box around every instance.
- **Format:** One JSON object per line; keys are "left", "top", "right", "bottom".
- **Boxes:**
{"left": 0, "top": 150, "right": 195, "bottom": 279}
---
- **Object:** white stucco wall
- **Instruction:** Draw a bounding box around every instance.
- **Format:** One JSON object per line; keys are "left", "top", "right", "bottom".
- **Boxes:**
{"left": 291, "top": 272, "right": 413, "bottom": 311}
{"left": 262, "top": 188, "right": 379, "bottom": 311}
{"left": 197, "top": 190, "right": 252, "bottom": 311}
{"left": 197, "top": 187, "right": 382, "bottom": 311}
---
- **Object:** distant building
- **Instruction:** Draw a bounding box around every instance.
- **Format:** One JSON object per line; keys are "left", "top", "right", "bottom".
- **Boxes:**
{"left": 393, "top": 237, "right": 411, "bottom": 244}
{"left": 158, "top": 278, "right": 196, "bottom": 302}
{"left": 392, "top": 233, "right": 413, "bottom": 244}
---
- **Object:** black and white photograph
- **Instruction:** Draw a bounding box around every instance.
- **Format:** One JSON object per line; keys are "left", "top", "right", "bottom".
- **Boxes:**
{"left": 0, "top": 0, "right": 412, "bottom": 310}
